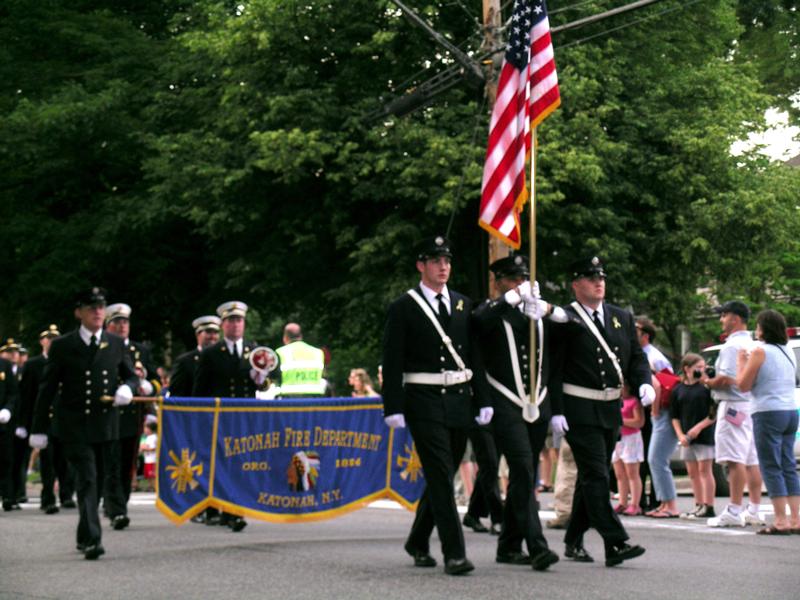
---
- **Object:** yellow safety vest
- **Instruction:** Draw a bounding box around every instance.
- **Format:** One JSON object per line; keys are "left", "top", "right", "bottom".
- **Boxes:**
{"left": 276, "top": 341, "right": 326, "bottom": 396}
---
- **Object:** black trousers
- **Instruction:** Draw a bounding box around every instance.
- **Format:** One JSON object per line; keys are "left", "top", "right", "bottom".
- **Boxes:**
{"left": 406, "top": 419, "right": 468, "bottom": 561}
{"left": 564, "top": 424, "right": 629, "bottom": 551}
{"left": 11, "top": 435, "right": 30, "bottom": 501}
{"left": 639, "top": 406, "right": 654, "bottom": 509}
{"left": 466, "top": 424, "right": 503, "bottom": 525}
{"left": 492, "top": 398, "right": 549, "bottom": 556}
{"left": 116, "top": 435, "right": 139, "bottom": 502}
{"left": 40, "top": 436, "right": 75, "bottom": 507}
{"left": 0, "top": 429, "right": 11, "bottom": 502}
{"left": 63, "top": 440, "right": 126, "bottom": 546}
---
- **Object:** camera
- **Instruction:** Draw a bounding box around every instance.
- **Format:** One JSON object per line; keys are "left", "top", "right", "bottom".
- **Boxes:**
{"left": 692, "top": 369, "right": 703, "bottom": 379}
{"left": 704, "top": 365, "right": 715, "bottom": 378}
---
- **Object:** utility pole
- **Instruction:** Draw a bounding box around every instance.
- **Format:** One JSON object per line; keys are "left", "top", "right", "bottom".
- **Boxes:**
{"left": 483, "top": 0, "right": 509, "bottom": 286}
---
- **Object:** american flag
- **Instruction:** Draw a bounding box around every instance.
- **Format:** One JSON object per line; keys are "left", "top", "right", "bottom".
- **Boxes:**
{"left": 479, "top": 0, "right": 560, "bottom": 249}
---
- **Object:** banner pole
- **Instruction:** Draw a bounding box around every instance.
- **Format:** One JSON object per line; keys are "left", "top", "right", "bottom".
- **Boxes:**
{"left": 529, "top": 128, "right": 537, "bottom": 404}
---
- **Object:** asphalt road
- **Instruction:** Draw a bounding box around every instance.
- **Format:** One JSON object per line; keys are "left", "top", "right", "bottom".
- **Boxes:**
{"left": 0, "top": 493, "right": 796, "bottom": 600}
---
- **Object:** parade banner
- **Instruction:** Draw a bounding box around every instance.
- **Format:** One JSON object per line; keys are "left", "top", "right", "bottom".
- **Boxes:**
{"left": 156, "top": 397, "right": 424, "bottom": 525}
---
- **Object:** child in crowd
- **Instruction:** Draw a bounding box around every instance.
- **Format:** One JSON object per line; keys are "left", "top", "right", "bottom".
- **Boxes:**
{"left": 139, "top": 420, "right": 158, "bottom": 492}
{"left": 612, "top": 385, "right": 645, "bottom": 515}
{"left": 671, "top": 353, "right": 716, "bottom": 519}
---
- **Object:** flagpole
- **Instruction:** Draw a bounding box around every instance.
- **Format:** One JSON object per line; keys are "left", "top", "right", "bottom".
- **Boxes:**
{"left": 529, "top": 127, "right": 537, "bottom": 408}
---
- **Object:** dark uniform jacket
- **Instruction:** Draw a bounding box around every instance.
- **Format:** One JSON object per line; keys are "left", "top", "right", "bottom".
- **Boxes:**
{"left": 473, "top": 297, "right": 553, "bottom": 422}
{"left": 549, "top": 302, "right": 651, "bottom": 429}
{"left": 169, "top": 348, "right": 201, "bottom": 397}
{"left": 382, "top": 286, "right": 490, "bottom": 428}
{"left": 18, "top": 354, "right": 46, "bottom": 431}
{"left": 193, "top": 340, "right": 258, "bottom": 398}
{"left": 32, "top": 330, "right": 139, "bottom": 444}
{"left": 117, "top": 339, "right": 158, "bottom": 439}
{"left": 0, "top": 357, "right": 19, "bottom": 433}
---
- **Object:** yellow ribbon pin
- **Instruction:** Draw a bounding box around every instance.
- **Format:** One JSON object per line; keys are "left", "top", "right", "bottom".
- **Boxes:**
{"left": 456, "top": 299, "right": 464, "bottom": 312}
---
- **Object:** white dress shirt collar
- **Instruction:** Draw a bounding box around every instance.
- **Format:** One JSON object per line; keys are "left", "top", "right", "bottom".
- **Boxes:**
{"left": 79, "top": 326, "right": 102, "bottom": 346}
{"left": 225, "top": 337, "right": 243, "bottom": 356}
{"left": 578, "top": 302, "right": 604, "bottom": 323}
{"left": 419, "top": 283, "right": 450, "bottom": 315}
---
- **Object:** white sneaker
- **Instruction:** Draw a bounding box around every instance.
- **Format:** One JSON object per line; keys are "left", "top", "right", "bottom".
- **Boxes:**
{"left": 708, "top": 507, "right": 745, "bottom": 528}
{"left": 743, "top": 511, "right": 766, "bottom": 527}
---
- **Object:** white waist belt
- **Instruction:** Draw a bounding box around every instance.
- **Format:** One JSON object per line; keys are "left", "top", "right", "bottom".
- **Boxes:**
{"left": 403, "top": 369, "right": 473, "bottom": 386}
{"left": 563, "top": 383, "right": 621, "bottom": 401}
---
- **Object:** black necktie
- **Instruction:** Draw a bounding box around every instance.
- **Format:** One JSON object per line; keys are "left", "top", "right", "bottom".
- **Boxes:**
{"left": 436, "top": 294, "right": 450, "bottom": 330}
{"left": 592, "top": 310, "right": 608, "bottom": 339}
{"left": 231, "top": 343, "right": 239, "bottom": 360}
{"left": 88, "top": 334, "right": 98, "bottom": 359}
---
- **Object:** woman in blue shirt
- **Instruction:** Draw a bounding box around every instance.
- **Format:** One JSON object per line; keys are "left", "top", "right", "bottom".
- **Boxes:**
{"left": 736, "top": 309, "right": 799, "bottom": 534}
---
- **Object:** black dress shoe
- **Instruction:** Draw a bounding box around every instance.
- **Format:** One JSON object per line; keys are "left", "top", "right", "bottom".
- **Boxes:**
{"left": 564, "top": 544, "right": 594, "bottom": 563}
{"left": 531, "top": 548, "right": 560, "bottom": 571}
{"left": 444, "top": 558, "right": 475, "bottom": 575}
{"left": 404, "top": 542, "right": 437, "bottom": 567}
{"left": 229, "top": 516, "right": 247, "bottom": 532}
{"left": 111, "top": 515, "right": 130, "bottom": 530}
{"left": 84, "top": 544, "right": 105, "bottom": 560}
{"left": 190, "top": 513, "right": 207, "bottom": 524}
{"left": 43, "top": 504, "right": 60, "bottom": 515}
{"left": 496, "top": 550, "right": 530, "bottom": 565}
{"left": 17, "top": 496, "right": 28, "bottom": 504}
{"left": 61, "top": 499, "right": 77, "bottom": 509}
{"left": 605, "top": 543, "right": 645, "bottom": 567}
{"left": 489, "top": 522, "right": 502, "bottom": 535}
{"left": 76, "top": 543, "right": 87, "bottom": 552}
{"left": 205, "top": 514, "right": 222, "bottom": 526}
{"left": 3, "top": 502, "right": 19, "bottom": 511}
{"left": 462, "top": 514, "right": 489, "bottom": 533}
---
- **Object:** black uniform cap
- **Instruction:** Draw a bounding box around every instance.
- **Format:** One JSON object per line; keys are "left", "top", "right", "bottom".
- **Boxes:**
{"left": 75, "top": 286, "right": 107, "bottom": 308}
{"left": 415, "top": 236, "right": 453, "bottom": 261}
{"left": 713, "top": 300, "right": 750, "bottom": 321}
{"left": 489, "top": 254, "right": 530, "bottom": 279}
{"left": 569, "top": 256, "right": 606, "bottom": 280}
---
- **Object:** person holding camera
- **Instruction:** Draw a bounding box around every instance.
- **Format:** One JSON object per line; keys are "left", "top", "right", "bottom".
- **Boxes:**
{"left": 670, "top": 353, "right": 716, "bottom": 519}
{"left": 704, "top": 300, "right": 763, "bottom": 528}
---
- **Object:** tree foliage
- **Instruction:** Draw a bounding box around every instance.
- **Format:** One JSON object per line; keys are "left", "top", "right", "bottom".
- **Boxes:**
{"left": 1, "top": 0, "right": 798, "bottom": 384}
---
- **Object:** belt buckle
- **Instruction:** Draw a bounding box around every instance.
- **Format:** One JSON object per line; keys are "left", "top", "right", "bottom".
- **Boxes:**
{"left": 443, "top": 371, "right": 453, "bottom": 386}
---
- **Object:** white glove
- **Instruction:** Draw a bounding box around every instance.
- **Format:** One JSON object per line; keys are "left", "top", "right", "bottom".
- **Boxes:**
{"left": 503, "top": 288, "right": 522, "bottom": 307}
{"left": 0, "top": 408, "right": 10, "bottom": 424}
{"left": 517, "top": 281, "right": 532, "bottom": 298}
{"left": 384, "top": 413, "right": 406, "bottom": 429}
{"left": 15, "top": 427, "right": 27, "bottom": 439}
{"left": 29, "top": 434, "right": 48, "bottom": 449}
{"left": 532, "top": 280, "right": 541, "bottom": 298}
{"left": 250, "top": 369, "right": 267, "bottom": 386}
{"left": 550, "top": 415, "right": 569, "bottom": 436}
{"left": 523, "top": 299, "right": 549, "bottom": 321}
{"left": 113, "top": 384, "right": 133, "bottom": 407}
{"left": 138, "top": 378, "right": 154, "bottom": 396}
{"left": 549, "top": 305, "right": 568, "bottom": 323}
{"left": 475, "top": 406, "right": 494, "bottom": 426}
{"left": 639, "top": 384, "right": 656, "bottom": 407}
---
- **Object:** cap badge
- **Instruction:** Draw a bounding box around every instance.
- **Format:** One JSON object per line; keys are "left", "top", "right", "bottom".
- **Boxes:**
{"left": 514, "top": 256, "right": 523, "bottom": 265}
{"left": 591, "top": 257, "right": 599, "bottom": 266}
{"left": 92, "top": 287, "right": 100, "bottom": 294}
{"left": 435, "top": 236, "right": 444, "bottom": 246}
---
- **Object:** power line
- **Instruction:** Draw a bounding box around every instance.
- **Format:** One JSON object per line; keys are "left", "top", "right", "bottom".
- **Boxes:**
{"left": 557, "top": 0, "right": 706, "bottom": 49}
